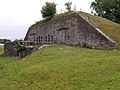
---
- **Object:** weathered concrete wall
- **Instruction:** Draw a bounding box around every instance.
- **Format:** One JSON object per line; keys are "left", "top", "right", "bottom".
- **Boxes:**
{"left": 4, "top": 43, "right": 16, "bottom": 57}
{"left": 76, "top": 14, "right": 116, "bottom": 49}
{"left": 4, "top": 42, "right": 34, "bottom": 57}
{"left": 25, "top": 14, "right": 79, "bottom": 45}
{"left": 25, "top": 13, "right": 116, "bottom": 50}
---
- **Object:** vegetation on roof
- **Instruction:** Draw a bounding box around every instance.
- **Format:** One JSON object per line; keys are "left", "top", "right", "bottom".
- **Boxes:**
{"left": 31, "top": 11, "right": 76, "bottom": 27}
{"left": 53, "top": 10, "right": 76, "bottom": 19}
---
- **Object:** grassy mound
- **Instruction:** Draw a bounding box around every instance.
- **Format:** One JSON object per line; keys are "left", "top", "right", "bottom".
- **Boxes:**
{"left": 0, "top": 44, "right": 120, "bottom": 90}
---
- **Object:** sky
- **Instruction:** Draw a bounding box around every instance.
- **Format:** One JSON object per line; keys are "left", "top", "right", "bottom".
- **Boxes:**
{"left": 0, "top": 0, "right": 94, "bottom": 41}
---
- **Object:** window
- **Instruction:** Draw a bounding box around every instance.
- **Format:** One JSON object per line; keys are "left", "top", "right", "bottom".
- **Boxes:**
{"left": 39, "top": 36, "right": 40, "bottom": 43}
{"left": 48, "top": 35, "right": 50, "bottom": 42}
{"left": 45, "top": 36, "right": 47, "bottom": 42}
{"left": 67, "top": 36, "right": 70, "bottom": 40}
{"left": 36, "top": 37, "right": 38, "bottom": 43}
{"left": 41, "top": 37, "right": 43, "bottom": 42}
{"left": 51, "top": 36, "right": 53, "bottom": 42}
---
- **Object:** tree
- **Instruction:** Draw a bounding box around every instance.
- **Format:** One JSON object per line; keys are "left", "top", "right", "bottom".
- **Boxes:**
{"left": 41, "top": 2, "right": 57, "bottom": 18}
{"left": 14, "top": 40, "right": 25, "bottom": 58}
{"left": 91, "top": 0, "right": 120, "bottom": 24}
{"left": 65, "top": 2, "right": 72, "bottom": 12}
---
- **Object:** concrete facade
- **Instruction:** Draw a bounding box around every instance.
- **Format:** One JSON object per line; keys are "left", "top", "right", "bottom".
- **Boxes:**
{"left": 4, "top": 42, "right": 33, "bottom": 57}
{"left": 4, "top": 43, "right": 16, "bottom": 57}
{"left": 25, "top": 13, "right": 116, "bottom": 50}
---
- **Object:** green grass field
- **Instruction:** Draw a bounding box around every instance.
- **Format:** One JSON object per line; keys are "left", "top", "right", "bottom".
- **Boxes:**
{"left": 0, "top": 44, "right": 120, "bottom": 90}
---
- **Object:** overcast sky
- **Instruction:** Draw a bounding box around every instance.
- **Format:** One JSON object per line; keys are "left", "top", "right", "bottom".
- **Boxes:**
{"left": 0, "top": 0, "right": 94, "bottom": 40}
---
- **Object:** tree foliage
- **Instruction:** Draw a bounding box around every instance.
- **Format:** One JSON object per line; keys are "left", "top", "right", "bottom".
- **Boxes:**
{"left": 91, "top": 0, "right": 120, "bottom": 23}
{"left": 14, "top": 40, "right": 26, "bottom": 57}
{"left": 41, "top": 2, "right": 57, "bottom": 18}
{"left": 65, "top": 2, "right": 72, "bottom": 12}
{"left": 0, "top": 39, "right": 11, "bottom": 44}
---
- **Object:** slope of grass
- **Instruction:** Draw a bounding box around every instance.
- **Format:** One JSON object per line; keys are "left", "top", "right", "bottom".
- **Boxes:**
{"left": 79, "top": 12, "right": 120, "bottom": 49}
{"left": 0, "top": 44, "right": 120, "bottom": 90}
